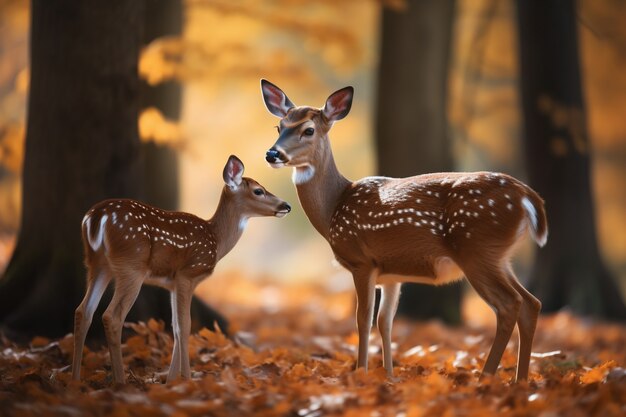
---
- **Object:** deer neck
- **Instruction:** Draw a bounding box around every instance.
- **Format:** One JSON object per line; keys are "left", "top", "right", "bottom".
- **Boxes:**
{"left": 293, "top": 136, "right": 351, "bottom": 240}
{"left": 209, "top": 188, "right": 247, "bottom": 261}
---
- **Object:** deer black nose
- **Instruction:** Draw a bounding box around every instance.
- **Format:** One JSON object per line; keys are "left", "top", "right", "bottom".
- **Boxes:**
{"left": 266, "top": 148, "right": 281, "bottom": 163}
{"left": 280, "top": 202, "right": 291, "bottom": 213}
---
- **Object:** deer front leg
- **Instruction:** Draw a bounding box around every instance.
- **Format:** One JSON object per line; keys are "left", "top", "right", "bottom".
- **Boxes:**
{"left": 175, "top": 278, "right": 194, "bottom": 380}
{"left": 353, "top": 269, "right": 377, "bottom": 371}
{"left": 167, "top": 289, "right": 182, "bottom": 382}
{"left": 377, "top": 282, "right": 401, "bottom": 376}
{"left": 167, "top": 277, "right": 194, "bottom": 383}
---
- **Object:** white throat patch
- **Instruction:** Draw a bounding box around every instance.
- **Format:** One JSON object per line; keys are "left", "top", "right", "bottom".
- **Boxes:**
{"left": 292, "top": 165, "right": 316, "bottom": 185}
{"left": 239, "top": 218, "right": 249, "bottom": 232}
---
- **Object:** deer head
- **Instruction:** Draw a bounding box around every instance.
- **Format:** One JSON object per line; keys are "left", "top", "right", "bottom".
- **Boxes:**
{"left": 261, "top": 79, "right": 353, "bottom": 180}
{"left": 222, "top": 155, "right": 291, "bottom": 218}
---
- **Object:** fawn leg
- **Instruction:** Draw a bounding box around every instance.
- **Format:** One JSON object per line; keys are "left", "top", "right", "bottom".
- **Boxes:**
{"left": 102, "top": 271, "right": 144, "bottom": 384}
{"left": 72, "top": 268, "right": 111, "bottom": 380}
{"left": 167, "top": 288, "right": 182, "bottom": 382}
{"left": 377, "top": 282, "right": 401, "bottom": 376}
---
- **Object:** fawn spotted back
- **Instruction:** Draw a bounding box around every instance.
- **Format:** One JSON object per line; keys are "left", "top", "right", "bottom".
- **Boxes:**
{"left": 72, "top": 155, "right": 290, "bottom": 384}
{"left": 83, "top": 200, "right": 218, "bottom": 285}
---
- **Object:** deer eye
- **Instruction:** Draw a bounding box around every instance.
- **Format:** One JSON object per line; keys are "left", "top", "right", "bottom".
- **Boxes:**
{"left": 274, "top": 126, "right": 280, "bottom": 133}
{"left": 303, "top": 127, "right": 314, "bottom": 136}
{"left": 253, "top": 188, "right": 264, "bottom": 196}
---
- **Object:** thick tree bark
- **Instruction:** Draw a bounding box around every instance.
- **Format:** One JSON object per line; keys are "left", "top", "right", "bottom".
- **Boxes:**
{"left": 0, "top": 0, "right": 144, "bottom": 338}
{"left": 516, "top": 0, "right": 626, "bottom": 319}
{"left": 375, "top": 0, "right": 461, "bottom": 324}
{"left": 0, "top": 0, "right": 227, "bottom": 340}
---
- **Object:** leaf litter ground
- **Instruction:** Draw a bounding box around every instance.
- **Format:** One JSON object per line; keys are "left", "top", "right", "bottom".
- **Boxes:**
{"left": 0, "top": 276, "right": 624, "bottom": 417}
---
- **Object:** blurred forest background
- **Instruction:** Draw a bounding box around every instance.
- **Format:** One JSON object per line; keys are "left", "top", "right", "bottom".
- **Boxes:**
{"left": 0, "top": 0, "right": 625, "bottom": 338}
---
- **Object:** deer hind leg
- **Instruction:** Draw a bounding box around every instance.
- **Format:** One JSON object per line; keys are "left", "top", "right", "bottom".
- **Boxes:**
{"left": 72, "top": 267, "right": 111, "bottom": 381}
{"left": 506, "top": 268, "right": 541, "bottom": 381}
{"left": 464, "top": 263, "right": 523, "bottom": 378}
{"left": 353, "top": 268, "right": 377, "bottom": 371}
{"left": 102, "top": 271, "right": 145, "bottom": 384}
{"left": 377, "top": 282, "right": 401, "bottom": 376}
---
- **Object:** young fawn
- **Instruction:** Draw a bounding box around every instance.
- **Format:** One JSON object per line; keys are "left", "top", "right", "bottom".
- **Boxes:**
{"left": 261, "top": 80, "right": 547, "bottom": 382}
{"left": 72, "top": 155, "right": 291, "bottom": 384}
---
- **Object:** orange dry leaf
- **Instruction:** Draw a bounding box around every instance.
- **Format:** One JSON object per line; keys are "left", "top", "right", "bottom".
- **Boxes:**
{"left": 125, "top": 336, "right": 152, "bottom": 361}
{"left": 286, "top": 362, "right": 312, "bottom": 380}
{"left": 30, "top": 336, "right": 49, "bottom": 348}
{"left": 580, "top": 360, "right": 617, "bottom": 384}
{"left": 148, "top": 318, "right": 164, "bottom": 333}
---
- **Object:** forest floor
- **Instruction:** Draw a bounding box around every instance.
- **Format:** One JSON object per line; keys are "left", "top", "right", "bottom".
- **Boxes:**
{"left": 0, "top": 274, "right": 625, "bottom": 417}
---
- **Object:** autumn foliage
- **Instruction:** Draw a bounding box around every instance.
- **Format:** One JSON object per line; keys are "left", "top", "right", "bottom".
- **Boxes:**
{"left": 0, "top": 1, "right": 626, "bottom": 415}
{"left": 0, "top": 278, "right": 624, "bottom": 417}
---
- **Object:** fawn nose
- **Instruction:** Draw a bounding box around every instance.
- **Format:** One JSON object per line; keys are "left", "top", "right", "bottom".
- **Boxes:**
{"left": 266, "top": 148, "right": 281, "bottom": 163}
{"left": 280, "top": 202, "right": 291, "bottom": 213}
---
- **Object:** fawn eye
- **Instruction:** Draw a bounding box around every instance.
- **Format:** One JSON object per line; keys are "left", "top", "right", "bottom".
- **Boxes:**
{"left": 303, "top": 127, "right": 314, "bottom": 136}
{"left": 253, "top": 188, "right": 264, "bottom": 196}
{"left": 274, "top": 126, "right": 280, "bottom": 133}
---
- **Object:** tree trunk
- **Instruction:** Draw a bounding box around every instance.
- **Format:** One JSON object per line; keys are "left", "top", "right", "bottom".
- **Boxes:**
{"left": 140, "top": 0, "right": 182, "bottom": 211}
{"left": 516, "top": 0, "right": 626, "bottom": 319}
{"left": 138, "top": 0, "right": 229, "bottom": 336}
{"left": 0, "top": 0, "right": 144, "bottom": 338}
{"left": 0, "top": 0, "right": 227, "bottom": 340}
{"left": 375, "top": 0, "right": 461, "bottom": 324}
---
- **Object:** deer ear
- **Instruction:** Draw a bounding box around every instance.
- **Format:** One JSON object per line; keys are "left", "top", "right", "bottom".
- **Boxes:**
{"left": 223, "top": 155, "right": 244, "bottom": 189}
{"left": 323, "top": 86, "right": 354, "bottom": 122}
{"left": 261, "top": 79, "right": 295, "bottom": 117}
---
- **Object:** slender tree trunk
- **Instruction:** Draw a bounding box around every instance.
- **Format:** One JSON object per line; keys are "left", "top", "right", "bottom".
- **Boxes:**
{"left": 375, "top": 0, "right": 461, "bottom": 324}
{"left": 140, "top": 0, "right": 182, "bottom": 211}
{"left": 516, "top": 0, "right": 626, "bottom": 319}
{"left": 138, "top": 0, "right": 229, "bottom": 335}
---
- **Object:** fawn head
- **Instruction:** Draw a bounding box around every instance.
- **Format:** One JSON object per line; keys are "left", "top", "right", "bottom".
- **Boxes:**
{"left": 261, "top": 79, "right": 353, "bottom": 171}
{"left": 223, "top": 155, "right": 291, "bottom": 218}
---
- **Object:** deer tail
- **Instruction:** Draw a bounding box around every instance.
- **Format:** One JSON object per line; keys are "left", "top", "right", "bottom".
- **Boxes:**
{"left": 82, "top": 212, "right": 108, "bottom": 251}
{"left": 521, "top": 190, "right": 548, "bottom": 247}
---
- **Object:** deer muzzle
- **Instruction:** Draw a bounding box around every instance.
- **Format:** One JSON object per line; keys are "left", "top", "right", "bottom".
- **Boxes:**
{"left": 265, "top": 147, "right": 287, "bottom": 165}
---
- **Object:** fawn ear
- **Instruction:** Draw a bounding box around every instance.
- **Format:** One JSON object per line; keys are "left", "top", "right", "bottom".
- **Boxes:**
{"left": 223, "top": 155, "right": 244, "bottom": 189}
{"left": 261, "top": 79, "right": 295, "bottom": 117}
{"left": 322, "top": 86, "right": 354, "bottom": 122}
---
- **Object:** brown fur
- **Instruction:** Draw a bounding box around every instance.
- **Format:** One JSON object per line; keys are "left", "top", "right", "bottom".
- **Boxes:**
{"left": 262, "top": 80, "right": 547, "bottom": 381}
{"left": 72, "top": 169, "right": 289, "bottom": 384}
{"left": 330, "top": 172, "right": 546, "bottom": 276}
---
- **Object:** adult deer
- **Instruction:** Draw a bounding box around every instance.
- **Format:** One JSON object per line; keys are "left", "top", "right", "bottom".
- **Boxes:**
{"left": 72, "top": 155, "right": 291, "bottom": 384}
{"left": 261, "top": 80, "right": 547, "bottom": 381}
